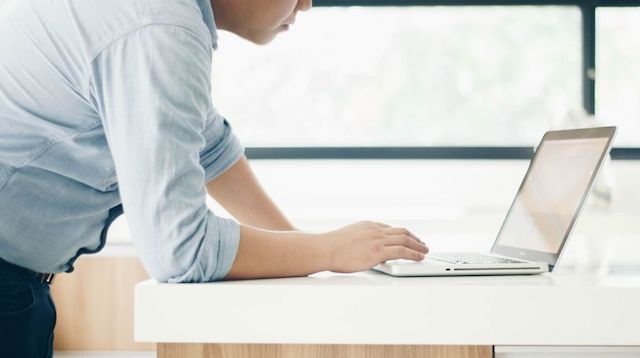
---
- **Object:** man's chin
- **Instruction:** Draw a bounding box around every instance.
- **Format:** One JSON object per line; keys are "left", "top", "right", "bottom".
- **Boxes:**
{"left": 244, "top": 30, "right": 280, "bottom": 46}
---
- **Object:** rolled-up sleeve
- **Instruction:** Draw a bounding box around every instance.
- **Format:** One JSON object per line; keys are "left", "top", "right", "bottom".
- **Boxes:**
{"left": 89, "top": 25, "right": 241, "bottom": 283}
{"left": 200, "top": 108, "right": 244, "bottom": 183}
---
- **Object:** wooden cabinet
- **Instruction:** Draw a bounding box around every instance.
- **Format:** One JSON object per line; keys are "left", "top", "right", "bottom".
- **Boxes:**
{"left": 50, "top": 256, "right": 155, "bottom": 351}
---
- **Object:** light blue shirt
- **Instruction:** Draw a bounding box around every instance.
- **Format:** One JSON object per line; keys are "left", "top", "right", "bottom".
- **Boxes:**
{"left": 0, "top": 0, "right": 244, "bottom": 282}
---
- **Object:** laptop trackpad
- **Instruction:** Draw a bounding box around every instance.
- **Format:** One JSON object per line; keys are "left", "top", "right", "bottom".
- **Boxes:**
{"left": 385, "top": 259, "right": 446, "bottom": 266}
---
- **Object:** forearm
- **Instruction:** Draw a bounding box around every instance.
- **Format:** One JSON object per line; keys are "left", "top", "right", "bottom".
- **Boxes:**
{"left": 223, "top": 221, "right": 429, "bottom": 281}
{"left": 207, "top": 156, "right": 295, "bottom": 231}
{"left": 223, "top": 225, "right": 329, "bottom": 280}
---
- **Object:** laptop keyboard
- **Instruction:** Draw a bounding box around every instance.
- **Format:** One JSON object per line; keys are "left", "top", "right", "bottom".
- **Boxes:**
{"left": 427, "top": 253, "right": 525, "bottom": 265}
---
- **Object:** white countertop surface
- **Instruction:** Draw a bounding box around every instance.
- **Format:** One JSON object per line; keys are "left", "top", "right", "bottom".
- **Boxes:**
{"left": 135, "top": 267, "right": 640, "bottom": 346}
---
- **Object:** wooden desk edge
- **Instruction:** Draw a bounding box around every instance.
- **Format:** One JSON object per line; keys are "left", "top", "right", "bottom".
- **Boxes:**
{"left": 158, "top": 343, "right": 492, "bottom": 358}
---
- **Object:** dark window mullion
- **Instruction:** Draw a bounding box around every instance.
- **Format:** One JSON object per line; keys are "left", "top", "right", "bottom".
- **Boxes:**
{"left": 582, "top": 3, "right": 596, "bottom": 115}
{"left": 593, "top": 0, "right": 640, "bottom": 6}
{"left": 313, "top": 0, "right": 640, "bottom": 5}
{"left": 315, "top": 0, "right": 583, "bottom": 5}
{"left": 245, "top": 147, "right": 640, "bottom": 160}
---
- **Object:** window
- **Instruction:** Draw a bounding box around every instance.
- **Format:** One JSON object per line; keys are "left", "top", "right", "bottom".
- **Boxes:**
{"left": 596, "top": 7, "right": 640, "bottom": 147}
{"left": 210, "top": 1, "right": 639, "bottom": 158}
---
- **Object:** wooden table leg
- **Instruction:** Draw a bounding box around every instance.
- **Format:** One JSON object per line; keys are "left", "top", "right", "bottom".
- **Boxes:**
{"left": 158, "top": 343, "right": 492, "bottom": 358}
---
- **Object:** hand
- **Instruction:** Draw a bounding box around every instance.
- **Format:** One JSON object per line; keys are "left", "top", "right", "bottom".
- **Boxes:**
{"left": 322, "top": 221, "right": 429, "bottom": 273}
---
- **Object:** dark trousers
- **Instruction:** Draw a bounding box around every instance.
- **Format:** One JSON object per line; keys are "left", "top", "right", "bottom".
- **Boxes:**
{"left": 0, "top": 258, "right": 56, "bottom": 358}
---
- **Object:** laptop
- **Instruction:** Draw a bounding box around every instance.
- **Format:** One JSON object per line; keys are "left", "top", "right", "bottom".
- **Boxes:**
{"left": 374, "top": 126, "right": 617, "bottom": 276}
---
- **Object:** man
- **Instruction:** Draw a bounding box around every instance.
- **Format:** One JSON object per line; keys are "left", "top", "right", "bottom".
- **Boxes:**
{"left": 0, "top": 0, "right": 428, "bottom": 356}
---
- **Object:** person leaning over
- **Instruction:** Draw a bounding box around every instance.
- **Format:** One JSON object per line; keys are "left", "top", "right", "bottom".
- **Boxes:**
{"left": 0, "top": 0, "right": 429, "bottom": 356}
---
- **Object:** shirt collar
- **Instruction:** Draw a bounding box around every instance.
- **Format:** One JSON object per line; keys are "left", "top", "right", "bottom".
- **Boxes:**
{"left": 196, "top": 0, "right": 219, "bottom": 49}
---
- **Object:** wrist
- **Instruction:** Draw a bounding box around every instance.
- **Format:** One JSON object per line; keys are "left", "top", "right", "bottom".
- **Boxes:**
{"left": 314, "top": 232, "right": 336, "bottom": 272}
{"left": 276, "top": 230, "right": 332, "bottom": 275}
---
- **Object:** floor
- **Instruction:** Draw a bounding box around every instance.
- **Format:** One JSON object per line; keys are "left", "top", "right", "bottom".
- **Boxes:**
{"left": 54, "top": 352, "right": 155, "bottom": 358}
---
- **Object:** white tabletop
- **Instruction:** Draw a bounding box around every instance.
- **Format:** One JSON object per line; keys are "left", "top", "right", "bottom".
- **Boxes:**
{"left": 135, "top": 267, "right": 640, "bottom": 346}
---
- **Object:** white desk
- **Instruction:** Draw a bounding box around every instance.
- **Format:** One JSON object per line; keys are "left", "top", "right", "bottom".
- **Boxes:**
{"left": 135, "top": 268, "right": 640, "bottom": 358}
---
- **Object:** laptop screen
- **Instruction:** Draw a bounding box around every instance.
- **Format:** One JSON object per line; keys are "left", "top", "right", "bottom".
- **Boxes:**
{"left": 491, "top": 127, "right": 615, "bottom": 266}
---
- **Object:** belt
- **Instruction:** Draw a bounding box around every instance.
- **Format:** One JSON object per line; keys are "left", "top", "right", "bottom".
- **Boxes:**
{"left": 0, "top": 258, "right": 56, "bottom": 285}
{"left": 37, "top": 273, "right": 56, "bottom": 284}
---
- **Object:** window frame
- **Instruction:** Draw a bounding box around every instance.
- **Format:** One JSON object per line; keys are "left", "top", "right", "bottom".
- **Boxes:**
{"left": 244, "top": 0, "right": 640, "bottom": 160}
